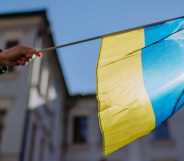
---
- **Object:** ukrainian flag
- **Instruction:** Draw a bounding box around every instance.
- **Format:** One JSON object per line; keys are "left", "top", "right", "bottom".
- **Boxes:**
{"left": 96, "top": 17, "right": 184, "bottom": 155}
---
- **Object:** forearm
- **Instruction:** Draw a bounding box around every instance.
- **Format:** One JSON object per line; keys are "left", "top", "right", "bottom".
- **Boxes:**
{"left": 0, "top": 46, "right": 42, "bottom": 75}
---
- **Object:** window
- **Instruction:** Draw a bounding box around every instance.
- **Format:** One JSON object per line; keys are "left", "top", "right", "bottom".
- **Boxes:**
{"left": 73, "top": 116, "right": 88, "bottom": 144}
{"left": 0, "top": 98, "right": 11, "bottom": 145}
{"left": 31, "top": 58, "right": 41, "bottom": 86}
{"left": 5, "top": 39, "right": 19, "bottom": 72}
{"left": 5, "top": 39, "right": 19, "bottom": 49}
{"left": 39, "top": 65, "right": 49, "bottom": 97}
{"left": 0, "top": 110, "right": 6, "bottom": 144}
{"left": 154, "top": 121, "right": 171, "bottom": 140}
{"left": 39, "top": 58, "right": 50, "bottom": 98}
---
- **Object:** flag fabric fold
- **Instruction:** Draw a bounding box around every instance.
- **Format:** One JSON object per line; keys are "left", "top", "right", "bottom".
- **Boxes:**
{"left": 96, "top": 17, "right": 184, "bottom": 155}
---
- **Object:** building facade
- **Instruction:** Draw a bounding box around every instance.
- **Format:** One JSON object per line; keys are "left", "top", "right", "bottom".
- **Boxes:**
{"left": 0, "top": 10, "right": 184, "bottom": 161}
{"left": 0, "top": 11, "right": 67, "bottom": 161}
{"left": 62, "top": 95, "right": 184, "bottom": 161}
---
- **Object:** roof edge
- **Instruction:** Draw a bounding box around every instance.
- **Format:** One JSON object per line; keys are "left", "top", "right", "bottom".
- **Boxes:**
{"left": 0, "top": 9, "right": 47, "bottom": 19}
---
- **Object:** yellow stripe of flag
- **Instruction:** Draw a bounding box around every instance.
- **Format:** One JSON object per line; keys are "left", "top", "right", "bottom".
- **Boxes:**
{"left": 96, "top": 28, "right": 155, "bottom": 155}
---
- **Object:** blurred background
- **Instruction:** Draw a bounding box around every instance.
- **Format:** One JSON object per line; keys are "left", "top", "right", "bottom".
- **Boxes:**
{"left": 0, "top": 1, "right": 184, "bottom": 161}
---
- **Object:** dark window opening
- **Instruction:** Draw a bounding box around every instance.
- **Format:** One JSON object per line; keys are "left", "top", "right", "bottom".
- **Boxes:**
{"left": 73, "top": 116, "right": 88, "bottom": 144}
{"left": 5, "top": 39, "right": 19, "bottom": 72}
{"left": 5, "top": 40, "right": 19, "bottom": 49}
{"left": 0, "top": 110, "right": 7, "bottom": 144}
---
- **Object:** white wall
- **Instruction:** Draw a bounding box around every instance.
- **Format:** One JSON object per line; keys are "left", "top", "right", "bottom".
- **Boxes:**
{"left": 0, "top": 15, "right": 51, "bottom": 161}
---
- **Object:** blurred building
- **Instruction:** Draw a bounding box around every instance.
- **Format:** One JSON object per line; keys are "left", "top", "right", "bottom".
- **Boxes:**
{"left": 62, "top": 94, "right": 184, "bottom": 161}
{"left": 0, "top": 9, "right": 184, "bottom": 161}
{"left": 0, "top": 11, "right": 67, "bottom": 161}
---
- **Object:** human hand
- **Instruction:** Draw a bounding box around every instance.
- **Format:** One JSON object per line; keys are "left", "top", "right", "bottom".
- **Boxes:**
{"left": 0, "top": 45, "right": 43, "bottom": 66}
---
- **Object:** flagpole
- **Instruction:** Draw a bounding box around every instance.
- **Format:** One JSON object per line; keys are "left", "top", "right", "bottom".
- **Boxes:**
{"left": 38, "top": 15, "right": 184, "bottom": 53}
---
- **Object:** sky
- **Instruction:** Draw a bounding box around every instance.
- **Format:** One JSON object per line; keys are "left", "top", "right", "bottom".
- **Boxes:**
{"left": 1, "top": 0, "right": 184, "bottom": 95}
